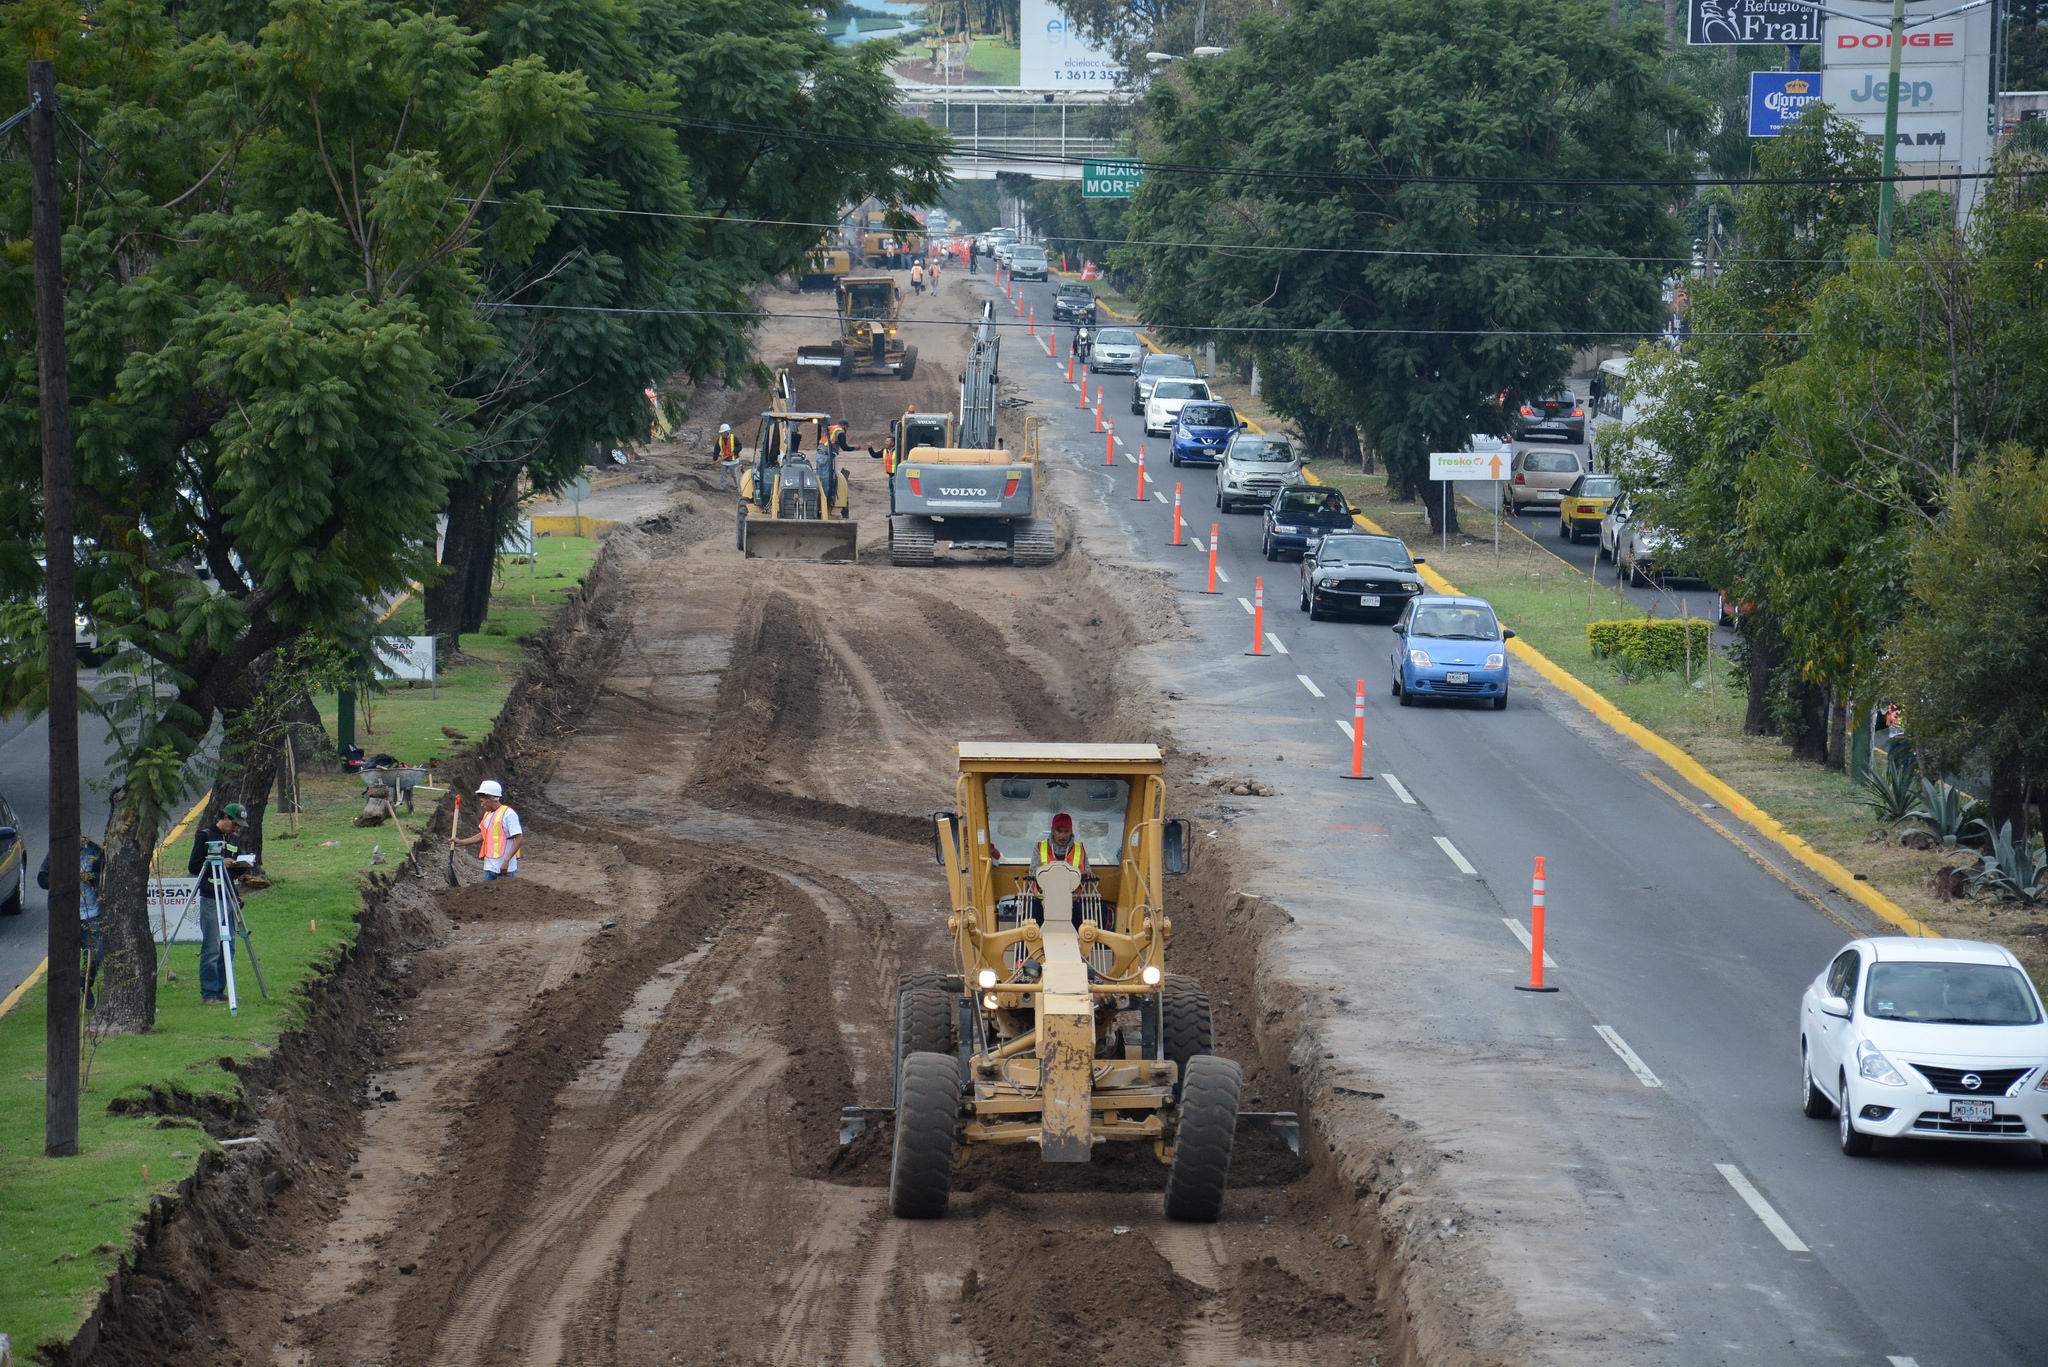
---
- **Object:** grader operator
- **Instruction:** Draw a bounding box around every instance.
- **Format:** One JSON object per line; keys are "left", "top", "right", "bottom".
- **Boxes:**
{"left": 846, "top": 743, "right": 1297, "bottom": 1222}
{"left": 735, "top": 409, "right": 856, "bottom": 561}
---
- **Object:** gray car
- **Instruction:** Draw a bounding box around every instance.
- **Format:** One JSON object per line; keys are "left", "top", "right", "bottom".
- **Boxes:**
{"left": 1131, "top": 353, "right": 1199, "bottom": 413}
{"left": 1088, "top": 327, "right": 1144, "bottom": 374}
{"left": 1216, "top": 432, "right": 1304, "bottom": 512}
{"left": 1009, "top": 245, "right": 1049, "bottom": 281}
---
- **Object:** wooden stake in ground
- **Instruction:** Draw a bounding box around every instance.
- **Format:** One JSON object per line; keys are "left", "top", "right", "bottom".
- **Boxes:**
{"left": 30, "top": 55, "right": 83, "bottom": 1158}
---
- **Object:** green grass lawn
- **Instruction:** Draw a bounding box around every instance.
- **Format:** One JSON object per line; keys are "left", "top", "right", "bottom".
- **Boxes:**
{"left": 1304, "top": 463, "right": 2037, "bottom": 977}
{"left": 0, "top": 533, "right": 598, "bottom": 1354}
{"left": 966, "top": 36, "right": 1020, "bottom": 85}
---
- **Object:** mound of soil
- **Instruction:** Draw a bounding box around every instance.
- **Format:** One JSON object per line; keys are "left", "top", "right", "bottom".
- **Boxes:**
{"left": 961, "top": 1227, "right": 1207, "bottom": 1367}
{"left": 1231, "top": 1253, "right": 1383, "bottom": 1341}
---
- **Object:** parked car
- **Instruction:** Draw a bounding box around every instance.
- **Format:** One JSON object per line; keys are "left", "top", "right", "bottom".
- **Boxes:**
{"left": 0, "top": 790, "right": 24, "bottom": 915}
{"left": 1215, "top": 432, "right": 1304, "bottom": 512}
{"left": 1516, "top": 390, "right": 1587, "bottom": 444}
{"left": 1009, "top": 245, "right": 1049, "bottom": 281}
{"left": 1131, "top": 352, "right": 1199, "bottom": 413}
{"left": 1299, "top": 531, "right": 1425, "bottom": 620}
{"left": 1263, "top": 486, "right": 1359, "bottom": 561}
{"left": 1144, "top": 378, "right": 1212, "bottom": 436}
{"left": 1389, "top": 595, "right": 1514, "bottom": 709}
{"left": 1800, "top": 937, "right": 2048, "bottom": 1156}
{"left": 1557, "top": 473, "right": 1620, "bottom": 543}
{"left": 1507, "top": 445, "right": 1585, "bottom": 515}
{"left": 1088, "top": 327, "right": 1144, "bottom": 374}
{"left": 1168, "top": 401, "right": 1241, "bottom": 467}
{"left": 1053, "top": 282, "right": 1097, "bottom": 324}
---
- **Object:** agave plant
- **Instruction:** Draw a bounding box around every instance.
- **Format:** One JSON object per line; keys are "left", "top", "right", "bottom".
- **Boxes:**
{"left": 1861, "top": 749, "right": 1919, "bottom": 823}
{"left": 1909, "top": 778, "right": 1989, "bottom": 849}
{"left": 1971, "top": 822, "right": 2048, "bottom": 904}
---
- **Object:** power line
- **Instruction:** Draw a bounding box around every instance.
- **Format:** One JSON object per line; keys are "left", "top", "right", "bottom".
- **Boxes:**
{"left": 482, "top": 299, "right": 1799, "bottom": 339}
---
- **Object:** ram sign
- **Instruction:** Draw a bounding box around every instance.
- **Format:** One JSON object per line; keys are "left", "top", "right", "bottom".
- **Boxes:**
{"left": 1749, "top": 72, "right": 1824, "bottom": 136}
{"left": 1690, "top": 0, "right": 1822, "bottom": 45}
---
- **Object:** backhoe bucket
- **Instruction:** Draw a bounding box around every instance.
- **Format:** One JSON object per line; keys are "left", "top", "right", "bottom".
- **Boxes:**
{"left": 741, "top": 516, "right": 858, "bottom": 562}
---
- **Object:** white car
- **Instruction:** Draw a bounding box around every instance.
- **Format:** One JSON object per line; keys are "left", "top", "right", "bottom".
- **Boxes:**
{"left": 1144, "top": 378, "right": 1211, "bottom": 436}
{"left": 1800, "top": 937, "right": 2048, "bottom": 1156}
{"left": 1598, "top": 495, "right": 1630, "bottom": 563}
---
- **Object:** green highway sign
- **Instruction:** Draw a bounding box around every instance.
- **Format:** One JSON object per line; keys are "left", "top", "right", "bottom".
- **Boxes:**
{"left": 1082, "top": 161, "right": 1145, "bottom": 198}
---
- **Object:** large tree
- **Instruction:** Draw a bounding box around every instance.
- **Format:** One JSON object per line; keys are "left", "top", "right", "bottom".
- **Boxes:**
{"left": 1119, "top": 0, "right": 1701, "bottom": 528}
{"left": 0, "top": 0, "right": 591, "bottom": 1029}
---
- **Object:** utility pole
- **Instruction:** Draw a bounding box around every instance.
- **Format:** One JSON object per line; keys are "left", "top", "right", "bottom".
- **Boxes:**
{"left": 1876, "top": 0, "right": 1910, "bottom": 255}
{"left": 28, "top": 57, "right": 83, "bottom": 1158}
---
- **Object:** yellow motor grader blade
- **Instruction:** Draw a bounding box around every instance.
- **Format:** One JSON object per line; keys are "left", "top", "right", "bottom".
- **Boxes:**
{"left": 741, "top": 515, "right": 858, "bottom": 562}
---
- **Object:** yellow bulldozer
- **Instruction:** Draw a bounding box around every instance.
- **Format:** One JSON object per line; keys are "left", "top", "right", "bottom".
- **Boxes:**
{"left": 735, "top": 409, "right": 856, "bottom": 561}
{"left": 796, "top": 276, "right": 917, "bottom": 382}
{"left": 846, "top": 743, "right": 1297, "bottom": 1222}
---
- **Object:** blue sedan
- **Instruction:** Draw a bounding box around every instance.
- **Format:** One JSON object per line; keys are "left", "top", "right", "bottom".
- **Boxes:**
{"left": 1167, "top": 401, "right": 1241, "bottom": 467}
{"left": 1390, "top": 596, "right": 1515, "bottom": 709}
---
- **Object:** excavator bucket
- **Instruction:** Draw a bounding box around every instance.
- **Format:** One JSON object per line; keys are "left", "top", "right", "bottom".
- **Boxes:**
{"left": 741, "top": 516, "right": 859, "bottom": 562}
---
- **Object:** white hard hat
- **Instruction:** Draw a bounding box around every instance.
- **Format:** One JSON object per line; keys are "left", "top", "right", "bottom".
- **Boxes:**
{"left": 476, "top": 780, "right": 504, "bottom": 798}
{"left": 719, "top": 423, "right": 731, "bottom": 433}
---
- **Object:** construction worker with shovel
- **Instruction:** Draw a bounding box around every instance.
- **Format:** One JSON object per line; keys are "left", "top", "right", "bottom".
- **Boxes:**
{"left": 452, "top": 780, "right": 523, "bottom": 881}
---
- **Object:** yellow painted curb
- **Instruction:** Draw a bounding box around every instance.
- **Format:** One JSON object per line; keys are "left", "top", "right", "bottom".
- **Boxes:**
{"left": 531, "top": 515, "right": 618, "bottom": 537}
{"left": 1297, "top": 467, "right": 1929, "bottom": 938}
{"left": 0, "top": 792, "right": 213, "bottom": 1023}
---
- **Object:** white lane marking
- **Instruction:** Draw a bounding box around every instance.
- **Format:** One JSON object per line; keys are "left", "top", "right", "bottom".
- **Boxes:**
{"left": 1297, "top": 674, "right": 1324, "bottom": 698}
{"left": 1153, "top": 491, "right": 1167, "bottom": 504}
{"left": 1715, "top": 1163, "right": 1809, "bottom": 1253}
{"left": 1502, "top": 918, "right": 1560, "bottom": 968}
{"left": 1381, "top": 773, "right": 1415, "bottom": 805}
{"left": 1435, "top": 836, "right": 1477, "bottom": 876}
{"left": 1889, "top": 1358, "right": 1921, "bottom": 1367}
{"left": 1214, "top": 567, "right": 1230, "bottom": 584}
{"left": 1238, "top": 597, "right": 1254, "bottom": 615}
{"left": 1040, "top": 337, "right": 1053, "bottom": 356}
{"left": 1265, "top": 634, "right": 1289, "bottom": 655}
{"left": 1191, "top": 536, "right": 1206, "bottom": 551}
{"left": 1337, "top": 719, "right": 1353, "bottom": 741}
{"left": 1593, "top": 1025, "right": 1663, "bottom": 1088}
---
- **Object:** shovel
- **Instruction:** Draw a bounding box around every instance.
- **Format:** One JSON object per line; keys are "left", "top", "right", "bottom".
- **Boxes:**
{"left": 446, "top": 794, "right": 463, "bottom": 888}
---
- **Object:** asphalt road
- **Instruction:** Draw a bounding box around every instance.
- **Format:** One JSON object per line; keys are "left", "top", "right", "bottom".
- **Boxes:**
{"left": 979, "top": 268, "right": 2048, "bottom": 1366}
{"left": 0, "top": 698, "right": 122, "bottom": 1002}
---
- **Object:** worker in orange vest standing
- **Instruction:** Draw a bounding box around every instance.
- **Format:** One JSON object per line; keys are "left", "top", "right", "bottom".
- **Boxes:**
{"left": 454, "top": 779, "right": 523, "bottom": 881}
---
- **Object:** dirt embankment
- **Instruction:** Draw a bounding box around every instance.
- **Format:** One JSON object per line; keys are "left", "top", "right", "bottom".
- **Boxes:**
{"left": 71, "top": 278, "right": 1429, "bottom": 1367}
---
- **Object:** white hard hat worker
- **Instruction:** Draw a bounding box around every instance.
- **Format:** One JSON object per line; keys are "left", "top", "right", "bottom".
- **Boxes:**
{"left": 476, "top": 780, "right": 504, "bottom": 798}
{"left": 719, "top": 423, "right": 731, "bottom": 434}
{"left": 454, "top": 780, "right": 522, "bottom": 881}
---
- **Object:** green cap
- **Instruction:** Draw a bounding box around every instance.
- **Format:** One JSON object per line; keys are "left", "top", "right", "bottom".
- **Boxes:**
{"left": 221, "top": 803, "right": 246, "bottom": 820}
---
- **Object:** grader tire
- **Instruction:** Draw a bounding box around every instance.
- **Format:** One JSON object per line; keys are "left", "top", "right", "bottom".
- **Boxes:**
{"left": 896, "top": 986, "right": 957, "bottom": 1068}
{"left": 898, "top": 346, "right": 919, "bottom": 381}
{"left": 1162, "top": 974, "right": 1215, "bottom": 1091}
{"left": 891, "top": 1052, "right": 960, "bottom": 1219}
{"left": 1165, "top": 1054, "right": 1242, "bottom": 1223}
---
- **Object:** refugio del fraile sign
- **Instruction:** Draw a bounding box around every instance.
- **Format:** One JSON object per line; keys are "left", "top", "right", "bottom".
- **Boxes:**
{"left": 1690, "top": 0, "right": 1823, "bottom": 45}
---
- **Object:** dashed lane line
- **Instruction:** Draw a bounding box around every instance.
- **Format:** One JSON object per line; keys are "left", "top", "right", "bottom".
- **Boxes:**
{"left": 1381, "top": 773, "right": 1416, "bottom": 805}
{"left": 1265, "top": 634, "right": 1288, "bottom": 655}
{"left": 1238, "top": 597, "right": 1254, "bottom": 615}
{"left": 1297, "top": 674, "right": 1325, "bottom": 698}
{"left": 1502, "top": 918, "right": 1559, "bottom": 968}
{"left": 1153, "top": 491, "right": 1167, "bottom": 504}
{"left": 1434, "top": 836, "right": 1478, "bottom": 876}
{"left": 1214, "top": 567, "right": 1230, "bottom": 584}
{"left": 1593, "top": 1025, "right": 1663, "bottom": 1087}
{"left": 1715, "top": 1163, "right": 1809, "bottom": 1253}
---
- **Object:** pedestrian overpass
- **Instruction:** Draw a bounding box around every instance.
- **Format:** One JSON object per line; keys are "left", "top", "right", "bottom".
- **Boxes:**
{"left": 894, "top": 86, "right": 1127, "bottom": 180}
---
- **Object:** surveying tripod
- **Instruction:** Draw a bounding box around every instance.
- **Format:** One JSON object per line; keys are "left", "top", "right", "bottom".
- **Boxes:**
{"left": 201, "top": 844, "right": 268, "bottom": 1015}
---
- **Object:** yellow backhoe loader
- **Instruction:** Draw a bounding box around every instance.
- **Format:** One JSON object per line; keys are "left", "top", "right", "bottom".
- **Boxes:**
{"left": 795, "top": 277, "right": 917, "bottom": 382}
{"left": 844, "top": 743, "right": 1298, "bottom": 1222}
{"left": 736, "top": 409, "right": 856, "bottom": 561}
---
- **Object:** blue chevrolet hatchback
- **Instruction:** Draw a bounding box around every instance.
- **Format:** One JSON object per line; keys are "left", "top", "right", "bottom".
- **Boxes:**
{"left": 1167, "top": 401, "right": 1240, "bottom": 467}
{"left": 1390, "top": 595, "right": 1515, "bottom": 710}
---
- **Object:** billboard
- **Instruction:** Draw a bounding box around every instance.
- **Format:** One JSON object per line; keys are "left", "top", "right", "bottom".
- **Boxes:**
{"left": 1825, "top": 64, "right": 1965, "bottom": 114}
{"left": 1689, "top": 0, "right": 1823, "bottom": 45}
{"left": 1821, "top": 0, "right": 1993, "bottom": 198}
{"left": 1019, "top": 0, "right": 1119, "bottom": 89}
{"left": 1749, "top": 72, "right": 1824, "bottom": 136}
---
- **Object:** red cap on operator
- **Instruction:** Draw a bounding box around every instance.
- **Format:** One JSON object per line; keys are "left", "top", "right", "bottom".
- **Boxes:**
{"left": 1052, "top": 813, "right": 1074, "bottom": 831}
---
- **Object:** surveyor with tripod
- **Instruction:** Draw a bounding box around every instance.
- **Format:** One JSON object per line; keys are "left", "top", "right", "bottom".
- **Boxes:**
{"left": 186, "top": 803, "right": 246, "bottom": 1003}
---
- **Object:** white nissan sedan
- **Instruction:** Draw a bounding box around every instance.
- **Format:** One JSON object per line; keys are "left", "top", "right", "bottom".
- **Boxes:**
{"left": 1800, "top": 937, "right": 2048, "bottom": 1157}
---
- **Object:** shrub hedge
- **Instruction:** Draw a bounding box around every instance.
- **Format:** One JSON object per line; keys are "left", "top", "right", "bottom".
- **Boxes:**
{"left": 1586, "top": 618, "right": 1714, "bottom": 675}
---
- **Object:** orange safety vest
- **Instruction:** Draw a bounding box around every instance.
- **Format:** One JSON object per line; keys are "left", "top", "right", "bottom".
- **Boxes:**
{"left": 1036, "top": 837, "right": 1085, "bottom": 872}
{"left": 479, "top": 807, "right": 515, "bottom": 861}
{"left": 717, "top": 431, "right": 740, "bottom": 461}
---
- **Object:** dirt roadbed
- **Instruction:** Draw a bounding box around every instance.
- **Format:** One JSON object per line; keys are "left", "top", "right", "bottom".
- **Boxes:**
{"left": 69, "top": 279, "right": 1502, "bottom": 1367}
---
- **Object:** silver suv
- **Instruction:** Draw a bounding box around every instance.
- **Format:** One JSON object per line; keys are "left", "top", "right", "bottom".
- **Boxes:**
{"left": 1216, "top": 432, "right": 1304, "bottom": 512}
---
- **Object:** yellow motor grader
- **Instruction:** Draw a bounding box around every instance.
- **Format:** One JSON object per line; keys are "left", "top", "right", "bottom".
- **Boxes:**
{"left": 846, "top": 743, "right": 1297, "bottom": 1222}
{"left": 796, "top": 276, "right": 917, "bottom": 382}
{"left": 735, "top": 409, "right": 856, "bottom": 561}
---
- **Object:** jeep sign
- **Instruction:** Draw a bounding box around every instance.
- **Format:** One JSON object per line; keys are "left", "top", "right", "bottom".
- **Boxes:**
{"left": 1689, "top": 0, "right": 1822, "bottom": 45}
